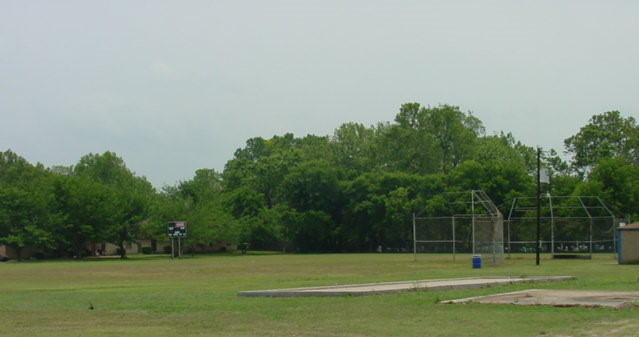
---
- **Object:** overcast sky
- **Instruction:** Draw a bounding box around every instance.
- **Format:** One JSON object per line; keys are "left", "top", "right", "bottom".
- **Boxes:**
{"left": 1, "top": 1, "right": 638, "bottom": 187}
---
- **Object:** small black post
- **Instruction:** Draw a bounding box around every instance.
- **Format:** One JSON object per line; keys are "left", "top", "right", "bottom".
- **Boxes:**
{"left": 536, "top": 147, "right": 541, "bottom": 266}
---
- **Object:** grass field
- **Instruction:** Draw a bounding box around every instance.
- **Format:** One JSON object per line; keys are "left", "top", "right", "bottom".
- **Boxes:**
{"left": 1, "top": 253, "right": 638, "bottom": 337}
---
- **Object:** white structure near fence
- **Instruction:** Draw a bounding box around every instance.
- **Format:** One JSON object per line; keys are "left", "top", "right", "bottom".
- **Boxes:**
{"left": 413, "top": 190, "right": 504, "bottom": 265}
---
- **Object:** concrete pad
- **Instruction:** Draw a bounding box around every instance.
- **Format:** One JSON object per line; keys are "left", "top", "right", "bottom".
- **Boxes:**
{"left": 237, "top": 276, "right": 574, "bottom": 297}
{"left": 441, "top": 289, "right": 639, "bottom": 309}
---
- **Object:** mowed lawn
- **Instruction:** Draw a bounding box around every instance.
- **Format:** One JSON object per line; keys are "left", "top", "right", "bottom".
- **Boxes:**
{"left": 1, "top": 253, "right": 638, "bottom": 337}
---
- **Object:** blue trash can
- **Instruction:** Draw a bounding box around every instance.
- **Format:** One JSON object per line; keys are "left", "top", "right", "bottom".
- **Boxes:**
{"left": 472, "top": 255, "right": 482, "bottom": 269}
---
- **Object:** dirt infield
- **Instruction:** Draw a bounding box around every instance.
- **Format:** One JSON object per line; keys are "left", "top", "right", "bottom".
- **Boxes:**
{"left": 441, "top": 289, "right": 639, "bottom": 309}
{"left": 237, "top": 276, "right": 574, "bottom": 297}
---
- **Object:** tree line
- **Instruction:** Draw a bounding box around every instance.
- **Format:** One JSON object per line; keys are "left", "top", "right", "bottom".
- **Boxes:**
{"left": 1, "top": 104, "right": 638, "bottom": 259}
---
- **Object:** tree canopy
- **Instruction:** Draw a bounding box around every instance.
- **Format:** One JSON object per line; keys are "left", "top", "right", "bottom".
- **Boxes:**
{"left": 1, "top": 106, "right": 637, "bottom": 258}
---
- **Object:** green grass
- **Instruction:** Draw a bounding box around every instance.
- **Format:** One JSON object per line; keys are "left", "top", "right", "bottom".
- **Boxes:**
{"left": 1, "top": 253, "right": 638, "bottom": 337}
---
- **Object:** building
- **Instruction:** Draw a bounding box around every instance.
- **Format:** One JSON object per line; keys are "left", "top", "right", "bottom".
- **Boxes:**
{"left": 617, "top": 222, "right": 639, "bottom": 264}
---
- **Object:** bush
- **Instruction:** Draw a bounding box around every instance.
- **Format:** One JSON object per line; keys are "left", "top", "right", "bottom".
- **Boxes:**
{"left": 142, "top": 246, "right": 153, "bottom": 254}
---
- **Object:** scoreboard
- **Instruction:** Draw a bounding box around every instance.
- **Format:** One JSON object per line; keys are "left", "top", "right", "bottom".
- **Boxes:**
{"left": 167, "top": 221, "right": 187, "bottom": 238}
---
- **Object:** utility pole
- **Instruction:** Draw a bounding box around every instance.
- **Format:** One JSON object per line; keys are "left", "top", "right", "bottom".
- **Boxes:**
{"left": 536, "top": 147, "right": 541, "bottom": 266}
{"left": 413, "top": 212, "right": 420, "bottom": 262}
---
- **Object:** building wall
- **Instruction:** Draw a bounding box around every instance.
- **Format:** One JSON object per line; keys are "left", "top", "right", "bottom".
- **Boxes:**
{"left": 186, "top": 242, "right": 236, "bottom": 253}
{"left": 2, "top": 240, "right": 237, "bottom": 259}
{"left": 151, "top": 240, "right": 237, "bottom": 254}
{"left": 90, "top": 242, "right": 142, "bottom": 256}
{"left": 137, "top": 239, "right": 169, "bottom": 253}
{"left": 0, "top": 245, "right": 38, "bottom": 260}
{"left": 619, "top": 229, "right": 639, "bottom": 264}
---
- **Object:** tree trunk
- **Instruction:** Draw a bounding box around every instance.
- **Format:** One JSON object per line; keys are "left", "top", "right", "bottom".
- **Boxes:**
{"left": 73, "top": 243, "right": 85, "bottom": 259}
{"left": 118, "top": 242, "right": 127, "bottom": 259}
{"left": 11, "top": 245, "right": 23, "bottom": 261}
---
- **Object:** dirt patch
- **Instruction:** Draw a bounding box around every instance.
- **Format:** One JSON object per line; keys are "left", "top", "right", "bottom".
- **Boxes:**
{"left": 541, "top": 320, "right": 639, "bottom": 337}
{"left": 442, "top": 289, "right": 639, "bottom": 309}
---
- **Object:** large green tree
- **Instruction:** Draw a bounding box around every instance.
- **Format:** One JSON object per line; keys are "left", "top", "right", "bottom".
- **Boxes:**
{"left": 0, "top": 151, "right": 59, "bottom": 260}
{"left": 73, "top": 152, "right": 155, "bottom": 258}
{"left": 331, "top": 122, "right": 377, "bottom": 173}
{"left": 564, "top": 111, "right": 639, "bottom": 172}
{"left": 51, "top": 174, "right": 117, "bottom": 257}
{"left": 382, "top": 103, "right": 484, "bottom": 174}
{"left": 162, "top": 168, "right": 240, "bottom": 254}
{"left": 585, "top": 158, "right": 639, "bottom": 218}
{"left": 0, "top": 186, "right": 58, "bottom": 260}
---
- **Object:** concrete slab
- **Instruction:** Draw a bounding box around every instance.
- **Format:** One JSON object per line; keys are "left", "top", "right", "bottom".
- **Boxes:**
{"left": 441, "top": 289, "right": 639, "bottom": 309}
{"left": 237, "top": 276, "right": 574, "bottom": 297}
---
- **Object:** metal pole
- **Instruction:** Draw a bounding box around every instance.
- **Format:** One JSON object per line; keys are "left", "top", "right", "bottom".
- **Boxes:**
{"left": 549, "top": 193, "right": 554, "bottom": 255}
{"left": 492, "top": 239, "right": 496, "bottom": 264}
{"left": 577, "top": 196, "right": 594, "bottom": 258}
{"left": 178, "top": 237, "right": 182, "bottom": 258}
{"left": 452, "top": 216, "right": 456, "bottom": 263}
{"left": 507, "top": 219, "right": 511, "bottom": 259}
{"left": 171, "top": 238, "right": 175, "bottom": 259}
{"left": 413, "top": 213, "right": 417, "bottom": 262}
{"left": 589, "top": 219, "right": 593, "bottom": 255}
{"left": 471, "top": 191, "right": 476, "bottom": 255}
{"left": 507, "top": 198, "right": 517, "bottom": 259}
{"left": 599, "top": 197, "right": 617, "bottom": 259}
{"left": 613, "top": 217, "right": 617, "bottom": 260}
{"left": 536, "top": 147, "right": 541, "bottom": 266}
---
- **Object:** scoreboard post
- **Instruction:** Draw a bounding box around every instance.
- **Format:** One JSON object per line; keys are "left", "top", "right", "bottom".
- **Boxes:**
{"left": 167, "top": 221, "right": 187, "bottom": 258}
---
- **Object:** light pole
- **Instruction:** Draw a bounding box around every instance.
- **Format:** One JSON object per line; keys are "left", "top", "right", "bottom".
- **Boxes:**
{"left": 536, "top": 147, "right": 541, "bottom": 266}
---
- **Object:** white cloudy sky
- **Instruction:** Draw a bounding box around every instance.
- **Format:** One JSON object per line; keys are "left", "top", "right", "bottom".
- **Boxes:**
{"left": 1, "top": 1, "right": 638, "bottom": 187}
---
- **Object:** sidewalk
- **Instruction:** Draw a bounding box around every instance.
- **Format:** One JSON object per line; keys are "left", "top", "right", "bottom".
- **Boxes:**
{"left": 237, "top": 276, "right": 574, "bottom": 297}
